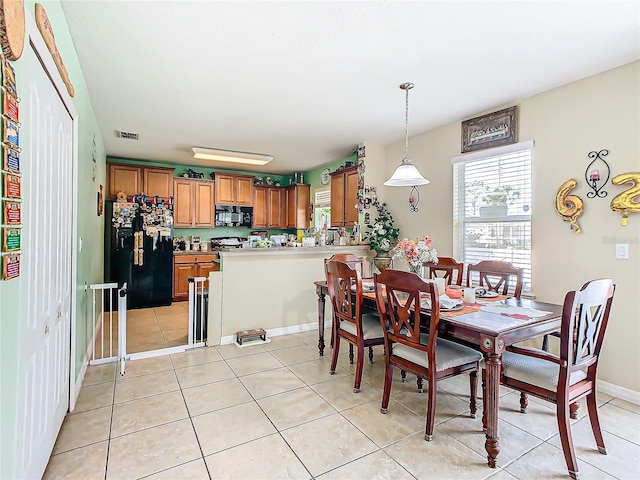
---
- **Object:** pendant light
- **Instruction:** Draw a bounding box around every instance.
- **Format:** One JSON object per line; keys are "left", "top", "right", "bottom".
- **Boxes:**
{"left": 384, "top": 82, "right": 429, "bottom": 212}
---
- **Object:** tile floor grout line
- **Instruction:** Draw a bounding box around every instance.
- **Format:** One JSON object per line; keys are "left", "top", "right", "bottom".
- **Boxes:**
{"left": 103, "top": 363, "right": 119, "bottom": 480}
{"left": 175, "top": 363, "right": 214, "bottom": 480}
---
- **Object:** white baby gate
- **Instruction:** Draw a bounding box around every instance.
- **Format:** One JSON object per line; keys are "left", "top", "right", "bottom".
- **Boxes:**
{"left": 88, "top": 282, "right": 128, "bottom": 375}
{"left": 188, "top": 276, "right": 208, "bottom": 348}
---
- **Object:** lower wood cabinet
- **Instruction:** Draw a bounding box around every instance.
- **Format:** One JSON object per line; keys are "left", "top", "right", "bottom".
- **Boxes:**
{"left": 172, "top": 254, "right": 219, "bottom": 301}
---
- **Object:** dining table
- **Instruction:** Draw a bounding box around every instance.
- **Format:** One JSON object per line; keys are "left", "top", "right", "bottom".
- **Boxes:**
{"left": 313, "top": 278, "right": 563, "bottom": 469}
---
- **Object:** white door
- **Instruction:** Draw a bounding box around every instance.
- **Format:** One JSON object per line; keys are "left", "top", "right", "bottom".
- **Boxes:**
{"left": 16, "top": 41, "right": 74, "bottom": 479}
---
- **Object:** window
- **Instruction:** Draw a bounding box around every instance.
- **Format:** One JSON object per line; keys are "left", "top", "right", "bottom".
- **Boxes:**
{"left": 314, "top": 187, "right": 331, "bottom": 230}
{"left": 452, "top": 140, "right": 533, "bottom": 293}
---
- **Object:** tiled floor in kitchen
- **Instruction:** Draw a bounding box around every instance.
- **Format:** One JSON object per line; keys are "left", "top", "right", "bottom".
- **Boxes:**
{"left": 47, "top": 328, "right": 639, "bottom": 479}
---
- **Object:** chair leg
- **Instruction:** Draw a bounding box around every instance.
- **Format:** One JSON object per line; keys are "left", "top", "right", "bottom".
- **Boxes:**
{"left": 416, "top": 377, "right": 423, "bottom": 393}
{"left": 380, "top": 364, "right": 394, "bottom": 413}
{"left": 400, "top": 369, "right": 407, "bottom": 383}
{"left": 329, "top": 332, "right": 341, "bottom": 375}
{"left": 520, "top": 392, "right": 528, "bottom": 413}
{"left": 349, "top": 344, "right": 354, "bottom": 364}
{"left": 353, "top": 343, "right": 365, "bottom": 393}
{"left": 424, "top": 377, "right": 437, "bottom": 441}
{"left": 469, "top": 369, "right": 478, "bottom": 418}
{"left": 541, "top": 334, "right": 549, "bottom": 352}
{"left": 586, "top": 390, "right": 607, "bottom": 454}
{"left": 557, "top": 397, "right": 580, "bottom": 480}
{"left": 570, "top": 401, "right": 579, "bottom": 420}
{"left": 368, "top": 346, "right": 374, "bottom": 364}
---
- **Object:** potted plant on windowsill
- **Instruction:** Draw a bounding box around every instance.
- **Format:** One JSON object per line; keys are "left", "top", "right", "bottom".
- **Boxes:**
{"left": 480, "top": 185, "right": 520, "bottom": 218}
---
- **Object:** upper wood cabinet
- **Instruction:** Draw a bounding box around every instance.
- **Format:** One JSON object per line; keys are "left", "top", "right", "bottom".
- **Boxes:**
{"left": 214, "top": 173, "right": 254, "bottom": 206}
{"left": 286, "top": 184, "right": 311, "bottom": 229}
{"left": 107, "top": 163, "right": 174, "bottom": 200}
{"left": 330, "top": 166, "right": 359, "bottom": 227}
{"left": 253, "top": 185, "right": 287, "bottom": 228}
{"left": 173, "top": 178, "right": 215, "bottom": 228}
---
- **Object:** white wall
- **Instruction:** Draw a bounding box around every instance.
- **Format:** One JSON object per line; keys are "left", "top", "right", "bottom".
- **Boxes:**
{"left": 381, "top": 61, "right": 640, "bottom": 393}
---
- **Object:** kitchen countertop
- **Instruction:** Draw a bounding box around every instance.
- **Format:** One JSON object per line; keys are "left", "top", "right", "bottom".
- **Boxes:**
{"left": 216, "top": 245, "right": 370, "bottom": 256}
{"left": 173, "top": 250, "right": 218, "bottom": 256}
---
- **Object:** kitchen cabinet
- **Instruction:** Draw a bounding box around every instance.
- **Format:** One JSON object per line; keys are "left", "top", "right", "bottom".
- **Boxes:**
{"left": 173, "top": 178, "right": 215, "bottom": 228}
{"left": 253, "top": 185, "right": 287, "bottom": 228}
{"left": 330, "top": 166, "right": 358, "bottom": 227}
{"left": 286, "top": 183, "right": 311, "bottom": 229}
{"left": 173, "top": 253, "right": 219, "bottom": 301}
{"left": 107, "top": 163, "right": 174, "bottom": 200}
{"left": 214, "top": 173, "right": 254, "bottom": 206}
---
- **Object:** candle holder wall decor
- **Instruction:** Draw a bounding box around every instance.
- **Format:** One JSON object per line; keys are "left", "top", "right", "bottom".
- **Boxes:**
{"left": 584, "top": 149, "right": 610, "bottom": 198}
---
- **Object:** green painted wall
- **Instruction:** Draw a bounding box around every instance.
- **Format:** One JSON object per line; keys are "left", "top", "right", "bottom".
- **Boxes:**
{"left": 0, "top": 1, "right": 106, "bottom": 477}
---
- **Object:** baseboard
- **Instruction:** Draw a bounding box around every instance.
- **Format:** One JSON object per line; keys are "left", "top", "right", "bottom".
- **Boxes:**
{"left": 71, "top": 357, "right": 88, "bottom": 412}
{"left": 598, "top": 380, "right": 640, "bottom": 405}
{"left": 220, "top": 321, "right": 319, "bottom": 345}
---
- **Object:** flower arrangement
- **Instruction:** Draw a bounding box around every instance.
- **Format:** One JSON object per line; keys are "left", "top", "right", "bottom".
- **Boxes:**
{"left": 364, "top": 200, "right": 400, "bottom": 254}
{"left": 393, "top": 236, "right": 438, "bottom": 273}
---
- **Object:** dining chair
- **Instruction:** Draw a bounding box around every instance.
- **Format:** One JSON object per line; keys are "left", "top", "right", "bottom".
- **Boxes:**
{"left": 489, "top": 278, "right": 615, "bottom": 479}
{"left": 324, "top": 254, "right": 374, "bottom": 350}
{"left": 465, "top": 260, "right": 523, "bottom": 297}
{"left": 373, "top": 269, "right": 482, "bottom": 441}
{"left": 325, "top": 260, "right": 385, "bottom": 393}
{"left": 423, "top": 256, "right": 464, "bottom": 286}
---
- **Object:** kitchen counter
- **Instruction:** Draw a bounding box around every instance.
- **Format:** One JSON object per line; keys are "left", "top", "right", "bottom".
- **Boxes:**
{"left": 173, "top": 250, "right": 218, "bottom": 257}
{"left": 216, "top": 245, "right": 369, "bottom": 256}
{"left": 206, "top": 245, "right": 373, "bottom": 345}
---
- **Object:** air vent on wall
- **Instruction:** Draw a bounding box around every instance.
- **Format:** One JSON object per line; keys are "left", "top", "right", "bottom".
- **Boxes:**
{"left": 115, "top": 130, "right": 139, "bottom": 140}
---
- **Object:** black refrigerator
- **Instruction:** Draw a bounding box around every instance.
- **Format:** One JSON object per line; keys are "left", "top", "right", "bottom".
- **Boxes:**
{"left": 104, "top": 199, "right": 174, "bottom": 309}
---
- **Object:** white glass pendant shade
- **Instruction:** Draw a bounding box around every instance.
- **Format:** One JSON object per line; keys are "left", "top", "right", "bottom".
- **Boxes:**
{"left": 385, "top": 82, "right": 429, "bottom": 188}
{"left": 384, "top": 157, "right": 430, "bottom": 186}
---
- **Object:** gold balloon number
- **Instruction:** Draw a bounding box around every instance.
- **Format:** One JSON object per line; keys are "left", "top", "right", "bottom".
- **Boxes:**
{"left": 610, "top": 172, "right": 640, "bottom": 226}
{"left": 555, "top": 179, "right": 584, "bottom": 233}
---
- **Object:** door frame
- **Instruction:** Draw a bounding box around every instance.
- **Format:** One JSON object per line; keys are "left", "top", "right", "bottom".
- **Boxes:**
{"left": 26, "top": 13, "right": 80, "bottom": 410}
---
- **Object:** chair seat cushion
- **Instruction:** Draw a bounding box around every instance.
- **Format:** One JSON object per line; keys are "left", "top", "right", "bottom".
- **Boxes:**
{"left": 339, "top": 313, "right": 384, "bottom": 340}
{"left": 502, "top": 351, "right": 587, "bottom": 391}
{"left": 392, "top": 335, "right": 482, "bottom": 372}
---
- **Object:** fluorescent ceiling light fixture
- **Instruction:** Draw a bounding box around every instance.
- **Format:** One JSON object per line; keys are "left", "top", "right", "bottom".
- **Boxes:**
{"left": 192, "top": 147, "right": 273, "bottom": 166}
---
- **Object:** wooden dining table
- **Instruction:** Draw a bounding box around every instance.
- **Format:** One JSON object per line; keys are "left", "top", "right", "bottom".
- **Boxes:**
{"left": 313, "top": 279, "right": 563, "bottom": 469}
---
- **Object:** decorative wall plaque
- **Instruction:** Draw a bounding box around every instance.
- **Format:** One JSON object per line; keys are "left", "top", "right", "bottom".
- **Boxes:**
{"left": 0, "top": 0, "right": 25, "bottom": 61}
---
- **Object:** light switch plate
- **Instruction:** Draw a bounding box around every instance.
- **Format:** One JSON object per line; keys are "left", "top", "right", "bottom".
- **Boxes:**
{"left": 615, "top": 243, "right": 629, "bottom": 259}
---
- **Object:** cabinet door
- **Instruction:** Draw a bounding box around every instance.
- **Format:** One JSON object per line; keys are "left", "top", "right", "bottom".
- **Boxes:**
{"left": 345, "top": 169, "right": 359, "bottom": 225}
{"left": 173, "top": 262, "right": 197, "bottom": 301}
{"left": 197, "top": 261, "right": 219, "bottom": 288}
{"left": 174, "top": 179, "right": 194, "bottom": 227}
{"left": 253, "top": 186, "right": 268, "bottom": 228}
{"left": 108, "top": 164, "right": 142, "bottom": 199}
{"left": 330, "top": 173, "right": 346, "bottom": 226}
{"left": 144, "top": 167, "right": 174, "bottom": 199}
{"left": 194, "top": 181, "right": 215, "bottom": 227}
{"left": 215, "top": 174, "right": 234, "bottom": 205}
{"left": 267, "top": 188, "right": 283, "bottom": 228}
{"left": 287, "top": 184, "right": 310, "bottom": 229}
{"left": 236, "top": 176, "right": 254, "bottom": 206}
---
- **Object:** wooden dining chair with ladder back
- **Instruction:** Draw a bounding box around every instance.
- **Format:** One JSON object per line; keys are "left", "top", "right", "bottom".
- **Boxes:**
{"left": 373, "top": 269, "right": 482, "bottom": 441}
{"left": 325, "top": 260, "right": 385, "bottom": 393}
{"left": 423, "top": 256, "right": 464, "bottom": 286}
{"left": 489, "top": 278, "right": 615, "bottom": 479}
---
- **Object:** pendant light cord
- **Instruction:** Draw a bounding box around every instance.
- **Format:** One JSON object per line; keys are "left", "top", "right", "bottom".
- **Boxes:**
{"left": 404, "top": 85, "right": 410, "bottom": 159}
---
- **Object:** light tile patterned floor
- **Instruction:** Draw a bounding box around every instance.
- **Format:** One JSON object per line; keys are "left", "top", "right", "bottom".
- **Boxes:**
{"left": 45, "top": 330, "right": 640, "bottom": 479}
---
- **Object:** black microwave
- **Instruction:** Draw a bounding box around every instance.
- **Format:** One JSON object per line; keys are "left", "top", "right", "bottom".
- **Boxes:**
{"left": 215, "top": 205, "right": 253, "bottom": 227}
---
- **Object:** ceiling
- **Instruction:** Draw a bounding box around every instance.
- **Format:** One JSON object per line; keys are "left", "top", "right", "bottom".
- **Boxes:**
{"left": 60, "top": 1, "right": 640, "bottom": 175}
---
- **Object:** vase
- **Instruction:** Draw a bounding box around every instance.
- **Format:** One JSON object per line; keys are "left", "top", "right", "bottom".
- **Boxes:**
{"left": 372, "top": 253, "right": 393, "bottom": 273}
{"left": 409, "top": 264, "right": 423, "bottom": 276}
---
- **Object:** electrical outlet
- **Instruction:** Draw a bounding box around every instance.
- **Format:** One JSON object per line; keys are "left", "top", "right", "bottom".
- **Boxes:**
{"left": 615, "top": 243, "right": 629, "bottom": 260}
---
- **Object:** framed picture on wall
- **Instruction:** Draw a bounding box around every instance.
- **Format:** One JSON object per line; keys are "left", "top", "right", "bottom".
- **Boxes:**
{"left": 97, "top": 185, "right": 103, "bottom": 216}
{"left": 461, "top": 106, "right": 517, "bottom": 153}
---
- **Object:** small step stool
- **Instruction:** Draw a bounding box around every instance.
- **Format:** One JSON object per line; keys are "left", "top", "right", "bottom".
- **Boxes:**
{"left": 236, "top": 328, "right": 266, "bottom": 345}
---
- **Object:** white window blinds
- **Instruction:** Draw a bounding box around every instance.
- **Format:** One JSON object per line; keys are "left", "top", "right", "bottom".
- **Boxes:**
{"left": 452, "top": 141, "right": 533, "bottom": 292}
